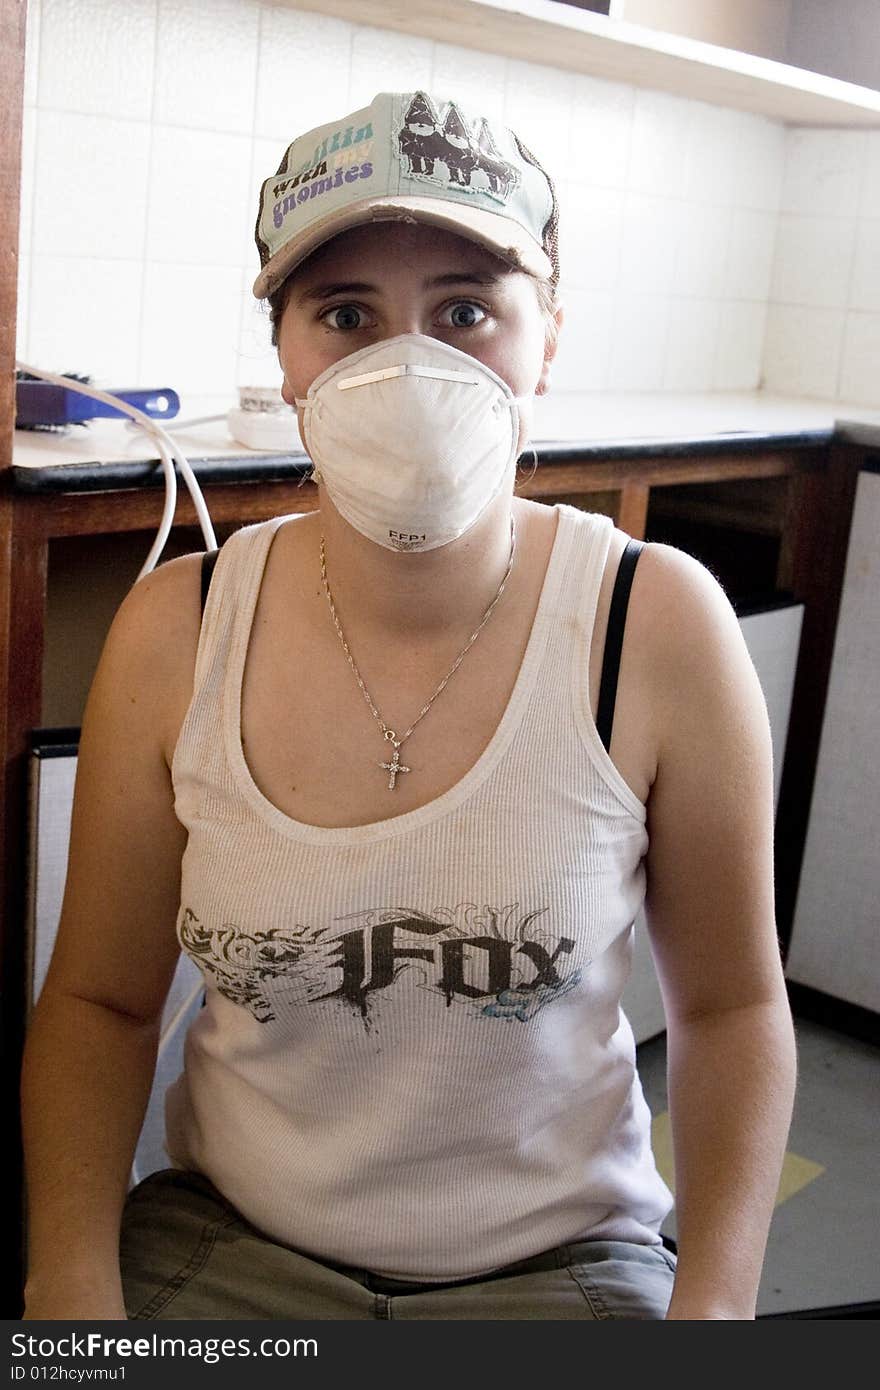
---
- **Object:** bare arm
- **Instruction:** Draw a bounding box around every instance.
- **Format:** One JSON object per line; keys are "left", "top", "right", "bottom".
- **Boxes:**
{"left": 20, "top": 553, "right": 202, "bottom": 1319}
{"left": 640, "top": 544, "right": 797, "bottom": 1321}
{"left": 22, "top": 1004, "right": 165, "bottom": 1318}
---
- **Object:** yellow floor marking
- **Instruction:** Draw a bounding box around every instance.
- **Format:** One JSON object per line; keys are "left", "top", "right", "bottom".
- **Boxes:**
{"left": 650, "top": 1111, "right": 825, "bottom": 1206}
{"left": 775, "top": 1151, "right": 826, "bottom": 1204}
{"left": 651, "top": 1110, "right": 676, "bottom": 1191}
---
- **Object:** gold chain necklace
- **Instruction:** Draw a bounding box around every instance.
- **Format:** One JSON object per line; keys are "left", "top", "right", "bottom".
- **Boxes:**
{"left": 319, "top": 517, "right": 516, "bottom": 790}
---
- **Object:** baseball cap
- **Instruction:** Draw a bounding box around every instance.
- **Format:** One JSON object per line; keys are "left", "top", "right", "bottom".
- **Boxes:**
{"left": 253, "top": 90, "right": 559, "bottom": 300}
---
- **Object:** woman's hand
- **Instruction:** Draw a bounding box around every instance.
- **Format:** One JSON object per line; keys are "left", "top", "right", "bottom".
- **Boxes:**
{"left": 23, "top": 1268, "right": 128, "bottom": 1321}
{"left": 666, "top": 1304, "right": 749, "bottom": 1320}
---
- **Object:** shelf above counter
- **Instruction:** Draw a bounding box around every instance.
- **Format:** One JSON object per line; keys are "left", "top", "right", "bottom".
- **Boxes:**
{"left": 283, "top": 0, "right": 880, "bottom": 126}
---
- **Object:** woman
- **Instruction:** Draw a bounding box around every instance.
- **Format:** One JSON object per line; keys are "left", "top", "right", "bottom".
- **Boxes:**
{"left": 21, "top": 91, "right": 796, "bottom": 1321}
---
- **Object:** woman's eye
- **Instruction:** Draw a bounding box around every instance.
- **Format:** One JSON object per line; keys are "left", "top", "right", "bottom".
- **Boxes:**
{"left": 445, "top": 301, "right": 486, "bottom": 329}
{"left": 321, "top": 304, "right": 365, "bottom": 330}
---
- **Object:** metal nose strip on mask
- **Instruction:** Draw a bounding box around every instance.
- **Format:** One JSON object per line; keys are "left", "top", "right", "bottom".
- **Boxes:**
{"left": 336, "top": 364, "right": 483, "bottom": 391}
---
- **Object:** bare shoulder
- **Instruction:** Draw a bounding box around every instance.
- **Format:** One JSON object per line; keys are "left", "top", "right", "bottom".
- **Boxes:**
{"left": 632, "top": 537, "right": 741, "bottom": 640}
{"left": 632, "top": 537, "right": 768, "bottom": 737}
{"left": 100, "top": 550, "right": 204, "bottom": 766}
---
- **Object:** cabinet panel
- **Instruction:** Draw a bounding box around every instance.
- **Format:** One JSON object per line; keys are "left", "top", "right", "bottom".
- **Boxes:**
{"left": 785, "top": 468, "right": 880, "bottom": 1013}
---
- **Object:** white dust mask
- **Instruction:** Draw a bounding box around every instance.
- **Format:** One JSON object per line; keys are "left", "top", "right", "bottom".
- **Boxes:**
{"left": 294, "top": 333, "right": 528, "bottom": 552}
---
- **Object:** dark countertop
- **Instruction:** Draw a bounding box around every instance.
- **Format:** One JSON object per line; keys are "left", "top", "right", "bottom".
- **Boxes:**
{"left": 9, "top": 427, "right": 835, "bottom": 495}
{"left": 14, "top": 388, "right": 880, "bottom": 494}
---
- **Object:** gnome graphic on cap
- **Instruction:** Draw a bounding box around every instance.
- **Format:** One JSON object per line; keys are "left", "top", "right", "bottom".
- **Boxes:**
{"left": 397, "top": 92, "right": 519, "bottom": 202}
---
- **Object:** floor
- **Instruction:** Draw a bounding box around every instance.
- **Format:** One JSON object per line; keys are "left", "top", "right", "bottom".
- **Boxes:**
{"left": 636, "top": 1014, "right": 880, "bottom": 1318}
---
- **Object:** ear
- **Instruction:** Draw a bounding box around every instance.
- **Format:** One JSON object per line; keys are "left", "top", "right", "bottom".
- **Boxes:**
{"left": 536, "top": 303, "right": 563, "bottom": 397}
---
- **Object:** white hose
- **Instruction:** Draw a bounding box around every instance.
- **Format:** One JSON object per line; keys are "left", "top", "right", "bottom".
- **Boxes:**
{"left": 136, "top": 432, "right": 179, "bottom": 579}
{"left": 15, "top": 362, "right": 218, "bottom": 573}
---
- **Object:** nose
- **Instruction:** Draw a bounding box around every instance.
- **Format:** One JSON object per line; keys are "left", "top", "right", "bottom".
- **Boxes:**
{"left": 383, "top": 307, "right": 429, "bottom": 339}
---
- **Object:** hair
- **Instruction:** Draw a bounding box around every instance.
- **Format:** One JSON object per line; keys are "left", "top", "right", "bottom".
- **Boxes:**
{"left": 532, "top": 276, "right": 561, "bottom": 357}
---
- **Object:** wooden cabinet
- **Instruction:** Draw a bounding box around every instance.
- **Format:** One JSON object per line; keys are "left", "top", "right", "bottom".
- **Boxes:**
{"left": 786, "top": 463, "right": 880, "bottom": 1017}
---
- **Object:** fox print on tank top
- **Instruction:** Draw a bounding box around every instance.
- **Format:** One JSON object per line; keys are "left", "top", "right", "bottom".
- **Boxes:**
{"left": 179, "top": 902, "right": 577, "bottom": 1027}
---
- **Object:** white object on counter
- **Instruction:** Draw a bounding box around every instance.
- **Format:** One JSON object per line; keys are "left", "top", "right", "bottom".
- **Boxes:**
{"left": 227, "top": 406, "right": 301, "bottom": 451}
{"left": 227, "top": 384, "right": 301, "bottom": 451}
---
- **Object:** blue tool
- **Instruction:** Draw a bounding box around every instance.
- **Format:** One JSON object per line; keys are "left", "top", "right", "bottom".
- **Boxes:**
{"left": 15, "top": 376, "right": 180, "bottom": 428}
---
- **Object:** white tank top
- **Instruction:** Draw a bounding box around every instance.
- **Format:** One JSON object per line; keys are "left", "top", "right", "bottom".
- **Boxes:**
{"left": 164, "top": 502, "right": 674, "bottom": 1281}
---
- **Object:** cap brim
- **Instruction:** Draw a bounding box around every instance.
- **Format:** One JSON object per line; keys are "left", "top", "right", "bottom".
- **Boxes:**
{"left": 253, "top": 195, "right": 553, "bottom": 299}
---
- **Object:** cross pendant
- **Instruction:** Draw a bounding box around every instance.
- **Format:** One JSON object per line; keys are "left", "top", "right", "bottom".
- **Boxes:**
{"left": 379, "top": 744, "right": 411, "bottom": 791}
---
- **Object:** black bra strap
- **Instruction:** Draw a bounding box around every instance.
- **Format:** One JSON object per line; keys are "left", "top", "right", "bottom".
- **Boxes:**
{"left": 596, "top": 538, "right": 645, "bottom": 754}
{"left": 200, "top": 548, "right": 220, "bottom": 619}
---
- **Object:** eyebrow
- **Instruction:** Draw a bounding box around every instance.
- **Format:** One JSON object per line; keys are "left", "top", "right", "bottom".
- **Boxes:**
{"left": 296, "top": 272, "right": 504, "bottom": 304}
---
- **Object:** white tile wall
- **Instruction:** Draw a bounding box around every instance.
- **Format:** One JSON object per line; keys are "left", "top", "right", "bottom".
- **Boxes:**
{"left": 154, "top": 0, "right": 260, "bottom": 134}
{"left": 255, "top": 8, "right": 354, "bottom": 139}
{"left": 780, "top": 130, "right": 865, "bottom": 217}
{"left": 146, "top": 126, "right": 253, "bottom": 266}
{"left": 28, "top": 257, "right": 143, "bottom": 382}
{"left": 38, "top": 0, "right": 157, "bottom": 121}
{"left": 664, "top": 299, "right": 721, "bottom": 392}
{"left": 15, "top": 0, "right": 879, "bottom": 408}
{"left": 608, "top": 294, "right": 670, "bottom": 391}
{"left": 503, "top": 60, "right": 574, "bottom": 173}
{"left": 763, "top": 129, "right": 880, "bottom": 406}
{"left": 236, "top": 266, "right": 281, "bottom": 390}
{"left": 850, "top": 219, "right": 880, "bottom": 313}
{"left": 672, "top": 204, "right": 731, "bottom": 298}
{"left": 713, "top": 301, "right": 767, "bottom": 392}
{"left": 617, "top": 193, "right": 682, "bottom": 296}
{"left": 839, "top": 313, "right": 880, "bottom": 404}
{"left": 432, "top": 44, "right": 507, "bottom": 125}
{"left": 737, "top": 121, "right": 786, "bottom": 215}
{"left": 32, "top": 111, "right": 152, "bottom": 261}
{"left": 770, "top": 215, "right": 857, "bottom": 309}
{"left": 684, "top": 103, "right": 750, "bottom": 208}
{"left": 348, "top": 26, "right": 434, "bottom": 113}
{"left": 723, "top": 209, "right": 777, "bottom": 301}
{"left": 551, "top": 288, "right": 615, "bottom": 393}
{"left": 628, "top": 89, "right": 692, "bottom": 201}
{"left": 568, "top": 75, "right": 634, "bottom": 189}
{"left": 139, "top": 261, "right": 241, "bottom": 393}
{"left": 859, "top": 132, "right": 880, "bottom": 218}
{"left": 762, "top": 304, "right": 846, "bottom": 399}
{"left": 556, "top": 182, "right": 624, "bottom": 295}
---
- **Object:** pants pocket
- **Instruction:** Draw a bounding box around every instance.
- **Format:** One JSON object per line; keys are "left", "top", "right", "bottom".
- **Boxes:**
{"left": 119, "top": 1169, "right": 241, "bottom": 1319}
{"left": 566, "top": 1240, "right": 677, "bottom": 1321}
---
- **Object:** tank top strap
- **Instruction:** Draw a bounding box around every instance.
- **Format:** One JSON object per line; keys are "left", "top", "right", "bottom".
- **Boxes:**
{"left": 192, "top": 514, "right": 291, "bottom": 698}
{"left": 541, "top": 506, "right": 648, "bottom": 823}
{"left": 552, "top": 504, "right": 614, "bottom": 637}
